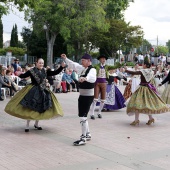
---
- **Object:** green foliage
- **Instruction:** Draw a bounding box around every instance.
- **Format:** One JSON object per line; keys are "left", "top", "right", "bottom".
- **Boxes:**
{"left": 156, "top": 45, "right": 168, "bottom": 55}
{"left": 21, "top": 27, "right": 67, "bottom": 59}
{"left": 0, "top": 18, "right": 3, "bottom": 48}
{"left": 90, "top": 19, "right": 143, "bottom": 58}
{"left": 14, "top": 24, "right": 18, "bottom": 47}
{"left": 166, "top": 40, "right": 170, "bottom": 53}
{"left": 107, "top": 65, "right": 118, "bottom": 70}
{"left": 124, "top": 62, "right": 135, "bottom": 66}
{"left": 136, "top": 39, "right": 152, "bottom": 54}
{"left": 0, "top": 0, "right": 36, "bottom": 20}
{"left": 0, "top": 4, "right": 8, "bottom": 17}
{"left": 4, "top": 47, "right": 26, "bottom": 56}
{"left": 116, "top": 61, "right": 135, "bottom": 67}
{"left": 90, "top": 52, "right": 100, "bottom": 59}
{"left": 106, "top": 0, "right": 130, "bottom": 19}
{"left": 10, "top": 24, "right": 18, "bottom": 47}
{"left": 0, "top": 48, "right": 6, "bottom": 55}
{"left": 25, "top": 0, "right": 109, "bottom": 65}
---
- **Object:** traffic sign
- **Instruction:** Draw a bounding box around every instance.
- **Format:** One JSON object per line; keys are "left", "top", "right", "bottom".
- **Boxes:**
{"left": 150, "top": 47, "right": 154, "bottom": 52}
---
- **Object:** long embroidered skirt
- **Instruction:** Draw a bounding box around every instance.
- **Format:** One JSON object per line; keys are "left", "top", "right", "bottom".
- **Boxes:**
{"left": 4, "top": 85, "right": 64, "bottom": 120}
{"left": 161, "top": 84, "right": 170, "bottom": 105}
{"left": 103, "top": 84, "right": 126, "bottom": 110}
{"left": 127, "top": 85, "right": 169, "bottom": 115}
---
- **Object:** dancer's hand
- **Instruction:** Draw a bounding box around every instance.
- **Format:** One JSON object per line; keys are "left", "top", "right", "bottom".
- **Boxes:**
{"left": 61, "top": 54, "right": 67, "bottom": 59}
{"left": 79, "top": 77, "right": 87, "bottom": 82}
{"left": 61, "top": 61, "right": 66, "bottom": 68}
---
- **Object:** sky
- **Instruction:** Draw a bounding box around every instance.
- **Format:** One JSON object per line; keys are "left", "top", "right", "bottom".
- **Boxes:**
{"left": 124, "top": 0, "right": 170, "bottom": 46}
{"left": 2, "top": 0, "right": 170, "bottom": 46}
{"left": 2, "top": 9, "right": 30, "bottom": 42}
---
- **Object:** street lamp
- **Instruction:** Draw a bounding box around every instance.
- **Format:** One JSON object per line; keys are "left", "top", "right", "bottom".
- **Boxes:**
{"left": 43, "top": 25, "right": 47, "bottom": 30}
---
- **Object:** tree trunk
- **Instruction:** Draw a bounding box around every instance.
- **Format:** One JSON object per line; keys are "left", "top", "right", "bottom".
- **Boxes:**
{"left": 45, "top": 29, "right": 57, "bottom": 67}
{"left": 47, "top": 40, "right": 53, "bottom": 67}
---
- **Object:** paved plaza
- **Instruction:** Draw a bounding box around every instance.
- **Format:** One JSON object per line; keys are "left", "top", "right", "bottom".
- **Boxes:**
{"left": 0, "top": 86, "right": 170, "bottom": 170}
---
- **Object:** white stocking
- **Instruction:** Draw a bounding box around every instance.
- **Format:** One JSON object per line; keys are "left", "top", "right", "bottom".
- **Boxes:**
{"left": 35, "top": 120, "right": 39, "bottom": 127}
{"left": 90, "top": 100, "right": 97, "bottom": 116}
{"left": 86, "top": 120, "right": 90, "bottom": 133}
{"left": 135, "top": 112, "right": 139, "bottom": 121}
{"left": 80, "top": 117, "right": 88, "bottom": 136}
{"left": 26, "top": 120, "right": 30, "bottom": 129}
{"left": 98, "top": 102, "right": 104, "bottom": 115}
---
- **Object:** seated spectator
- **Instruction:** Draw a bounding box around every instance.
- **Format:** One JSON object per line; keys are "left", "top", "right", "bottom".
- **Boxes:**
{"left": 117, "top": 67, "right": 127, "bottom": 83}
{"left": 15, "top": 66, "right": 25, "bottom": 76}
{"left": 71, "top": 69, "right": 79, "bottom": 92}
{"left": 6, "top": 70, "right": 18, "bottom": 91}
{"left": 46, "top": 66, "right": 55, "bottom": 91}
{"left": 0, "top": 67, "right": 15, "bottom": 97}
{"left": 62, "top": 69, "right": 76, "bottom": 92}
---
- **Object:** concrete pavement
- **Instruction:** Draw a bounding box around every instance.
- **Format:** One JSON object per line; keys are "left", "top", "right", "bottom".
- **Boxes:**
{"left": 0, "top": 85, "right": 170, "bottom": 170}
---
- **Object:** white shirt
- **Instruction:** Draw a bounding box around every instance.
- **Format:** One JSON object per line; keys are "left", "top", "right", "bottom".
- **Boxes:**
{"left": 65, "top": 58, "right": 96, "bottom": 83}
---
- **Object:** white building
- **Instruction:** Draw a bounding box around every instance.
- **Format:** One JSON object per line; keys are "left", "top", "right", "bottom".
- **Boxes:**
{"left": 3, "top": 40, "right": 10, "bottom": 48}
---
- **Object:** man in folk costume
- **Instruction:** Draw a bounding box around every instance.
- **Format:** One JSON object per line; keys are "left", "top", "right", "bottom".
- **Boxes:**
{"left": 90, "top": 55, "right": 109, "bottom": 119}
{"left": 61, "top": 53, "right": 96, "bottom": 146}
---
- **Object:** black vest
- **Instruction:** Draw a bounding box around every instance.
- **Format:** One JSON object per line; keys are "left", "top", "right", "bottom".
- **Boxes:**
{"left": 79, "top": 65, "right": 95, "bottom": 89}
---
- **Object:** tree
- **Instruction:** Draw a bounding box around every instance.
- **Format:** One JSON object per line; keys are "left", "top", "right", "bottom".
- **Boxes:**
{"left": 0, "top": 18, "right": 3, "bottom": 48}
{"left": 65, "top": 0, "right": 108, "bottom": 60}
{"left": 0, "top": 0, "right": 35, "bottom": 12}
{"left": 10, "top": 24, "right": 18, "bottom": 47}
{"left": 105, "top": 0, "right": 130, "bottom": 19}
{"left": 14, "top": 24, "right": 18, "bottom": 47}
{"left": 166, "top": 40, "right": 170, "bottom": 53}
{"left": 88, "top": 19, "right": 143, "bottom": 58}
{"left": 156, "top": 46, "right": 168, "bottom": 55}
{"left": 137, "top": 39, "right": 152, "bottom": 54}
{"left": 21, "top": 27, "right": 67, "bottom": 63}
{"left": 26, "top": 0, "right": 108, "bottom": 66}
{"left": 10, "top": 25, "right": 15, "bottom": 47}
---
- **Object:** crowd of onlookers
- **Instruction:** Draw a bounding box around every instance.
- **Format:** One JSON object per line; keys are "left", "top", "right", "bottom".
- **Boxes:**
{"left": 121, "top": 52, "right": 170, "bottom": 66}
{"left": 0, "top": 59, "right": 82, "bottom": 101}
{"left": 1, "top": 53, "right": 170, "bottom": 101}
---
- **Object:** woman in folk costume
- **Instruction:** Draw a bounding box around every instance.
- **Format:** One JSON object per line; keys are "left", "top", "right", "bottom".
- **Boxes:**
{"left": 5, "top": 58, "right": 65, "bottom": 132}
{"left": 131, "top": 63, "right": 141, "bottom": 93}
{"left": 159, "top": 68, "right": 170, "bottom": 106}
{"left": 125, "top": 57, "right": 169, "bottom": 126}
{"left": 102, "top": 67, "right": 126, "bottom": 111}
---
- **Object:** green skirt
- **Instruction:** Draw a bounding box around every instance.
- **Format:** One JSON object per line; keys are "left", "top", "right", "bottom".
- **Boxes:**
{"left": 161, "top": 84, "right": 170, "bottom": 104}
{"left": 127, "top": 86, "right": 169, "bottom": 115}
{"left": 4, "top": 85, "right": 64, "bottom": 120}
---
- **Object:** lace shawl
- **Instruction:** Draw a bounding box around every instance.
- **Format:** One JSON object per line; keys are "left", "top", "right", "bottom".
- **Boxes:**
{"left": 140, "top": 69, "right": 154, "bottom": 82}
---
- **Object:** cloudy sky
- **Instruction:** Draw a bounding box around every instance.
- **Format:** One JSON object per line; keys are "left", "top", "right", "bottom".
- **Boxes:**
{"left": 2, "top": 9, "right": 30, "bottom": 42}
{"left": 2, "top": 0, "right": 170, "bottom": 45}
{"left": 124, "top": 0, "right": 170, "bottom": 45}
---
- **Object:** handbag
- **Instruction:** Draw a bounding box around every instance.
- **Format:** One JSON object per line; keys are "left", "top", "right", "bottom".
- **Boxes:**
{"left": 4, "top": 76, "right": 9, "bottom": 84}
{"left": 18, "top": 79, "right": 27, "bottom": 86}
